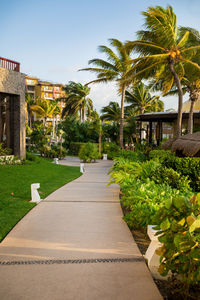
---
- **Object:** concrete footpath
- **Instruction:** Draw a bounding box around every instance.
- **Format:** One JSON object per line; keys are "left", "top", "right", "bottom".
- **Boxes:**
{"left": 0, "top": 158, "right": 162, "bottom": 300}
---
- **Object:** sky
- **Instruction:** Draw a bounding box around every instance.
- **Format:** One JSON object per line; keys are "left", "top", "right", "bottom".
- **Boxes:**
{"left": 1, "top": 0, "right": 200, "bottom": 112}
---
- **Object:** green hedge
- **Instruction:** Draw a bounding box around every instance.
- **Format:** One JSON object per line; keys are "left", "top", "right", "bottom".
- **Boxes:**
{"left": 79, "top": 143, "right": 99, "bottom": 162}
{"left": 102, "top": 142, "right": 120, "bottom": 159}
{"left": 149, "top": 150, "right": 200, "bottom": 192}
{"left": 69, "top": 142, "right": 87, "bottom": 155}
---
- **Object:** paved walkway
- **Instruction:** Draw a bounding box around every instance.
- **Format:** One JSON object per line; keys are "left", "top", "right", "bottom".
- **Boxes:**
{"left": 0, "top": 158, "right": 162, "bottom": 300}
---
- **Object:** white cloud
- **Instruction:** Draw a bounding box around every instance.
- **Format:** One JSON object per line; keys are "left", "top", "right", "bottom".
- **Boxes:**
{"left": 89, "top": 82, "right": 120, "bottom": 113}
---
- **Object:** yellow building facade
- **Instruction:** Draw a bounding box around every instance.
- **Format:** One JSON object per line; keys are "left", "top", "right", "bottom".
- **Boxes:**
{"left": 25, "top": 76, "right": 66, "bottom": 123}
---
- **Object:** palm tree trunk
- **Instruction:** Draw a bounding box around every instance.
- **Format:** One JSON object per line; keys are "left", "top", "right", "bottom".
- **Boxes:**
{"left": 140, "top": 108, "right": 145, "bottom": 142}
{"left": 80, "top": 109, "right": 82, "bottom": 123}
{"left": 52, "top": 117, "right": 55, "bottom": 138}
{"left": 83, "top": 107, "right": 86, "bottom": 123}
{"left": 28, "top": 110, "right": 32, "bottom": 129}
{"left": 98, "top": 119, "right": 102, "bottom": 154}
{"left": 120, "top": 85, "right": 126, "bottom": 149}
{"left": 188, "top": 100, "right": 195, "bottom": 134}
{"left": 169, "top": 62, "right": 183, "bottom": 138}
{"left": 98, "top": 133, "right": 102, "bottom": 154}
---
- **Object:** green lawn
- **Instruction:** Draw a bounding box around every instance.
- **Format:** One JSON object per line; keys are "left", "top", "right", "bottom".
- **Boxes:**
{"left": 0, "top": 157, "right": 81, "bottom": 241}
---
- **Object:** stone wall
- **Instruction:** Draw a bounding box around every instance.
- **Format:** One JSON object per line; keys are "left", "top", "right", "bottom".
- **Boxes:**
{"left": 0, "top": 67, "right": 26, "bottom": 158}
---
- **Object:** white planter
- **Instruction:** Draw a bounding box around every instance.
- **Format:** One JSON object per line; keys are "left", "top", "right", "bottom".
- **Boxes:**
{"left": 80, "top": 163, "right": 85, "bottom": 173}
{"left": 103, "top": 154, "right": 107, "bottom": 160}
{"left": 30, "top": 183, "right": 41, "bottom": 203}
{"left": 0, "top": 155, "right": 14, "bottom": 164}
{"left": 145, "top": 225, "right": 166, "bottom": 279}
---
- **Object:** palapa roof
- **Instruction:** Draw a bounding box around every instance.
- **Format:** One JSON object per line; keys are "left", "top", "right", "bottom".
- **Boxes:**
{"left": 182, "top": 99, "right": 200, "bottom": 111}
{"left": 161, "top": 138, "right": 176, "bottom": 150}
{"left": 170, "top": 132, "right": 200, "bottom": 157}
{"left": 135, "top": 111, "right": 200, "bottom": 122}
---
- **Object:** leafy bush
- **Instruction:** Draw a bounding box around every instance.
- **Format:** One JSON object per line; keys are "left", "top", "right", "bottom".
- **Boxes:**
{"left": 109, "top": 155, "right": 192, "bottom": 229}
{"left": 0, "top": 143, "right": 12, "bottom": 156}
{"left": 149, "top": 149, "right": 174, "bottom": 161}
{"left": 153, "top": 194, "right": 200, "bottom": 289}
{"left": 61, "top": 117, "right": 99, "bottom": 149}
{"left": 117, "top": 150, "right": 146, "bottom": 162}
{"left": 118, "top": 174, "right": 191, "bottom": 229}
{"left": 26, "top": 152, "right": 37, "bottom": 161}
{"left": 102, "top": 142, "right": 120, "bottom": 159}
{"left": 0, "top": 156, "right": 22, "bottom": 165}
{"left": 38, "top": 144, "right": 67, "bottom": 159}
{"left": 51, "top": 144, "right": 67, "bottom": 159}
{"left": 161, "top": 155, "right": 200, "bottom": 192}
{"left": 139, "top": 160, "right": 191, "bottom": 192}
{"left": 30, "top": 123, "right": 50, "bottom": 148}
{"left": 79, "top": 143, "right": 99, "bottom": 162}
{"left": 69, "top": 142, "right": 86, "bottom": 155}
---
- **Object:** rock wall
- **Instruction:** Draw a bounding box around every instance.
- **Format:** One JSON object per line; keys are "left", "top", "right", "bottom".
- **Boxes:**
{"left": 0, "top": 67, "right": 26, "bottom": 158}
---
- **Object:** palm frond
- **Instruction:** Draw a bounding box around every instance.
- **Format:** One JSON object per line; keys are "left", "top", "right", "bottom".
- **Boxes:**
{"left": 177, "top": 31, "right": 190, "bottom": 48}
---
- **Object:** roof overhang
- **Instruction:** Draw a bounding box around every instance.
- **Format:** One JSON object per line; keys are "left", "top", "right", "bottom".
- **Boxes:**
{"left": 135, "top": 111, "right": 200, "bottom": 122}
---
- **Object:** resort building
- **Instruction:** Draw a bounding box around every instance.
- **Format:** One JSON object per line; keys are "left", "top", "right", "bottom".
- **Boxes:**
{"left": 25, "top": 76, "right": 66, "bottom": 125}
{"left": 25, "top": 76, "right": 65, "bottom": 102}
{"left": 136, "top": 109, "right": 200, "bottom": 145}
{"left": 35, "top": 81, "right": 65, "bottom": 101}
{"left": 0, "top": 56, "right": 26, "bottom": 158}
{"left": 25, "top": 76, "right": 39, "bottom": 100}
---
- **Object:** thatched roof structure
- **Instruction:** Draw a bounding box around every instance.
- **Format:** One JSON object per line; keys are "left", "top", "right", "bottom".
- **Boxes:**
{"left": 182, "top": 99, "right": 200, "bottom": 111}
{"left": 171, "top": 132, "right": 200, "bottom": 157}
{"left": 162, "top": 138, "right": 176, "bottom": 150}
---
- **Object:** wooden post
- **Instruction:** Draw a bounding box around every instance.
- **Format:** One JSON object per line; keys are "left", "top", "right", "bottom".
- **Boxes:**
{"left": 149, "top": 121, "right": 152, "bottom": 144}
{"left": 159, "top": 121, "right": 163, "bottom": 142}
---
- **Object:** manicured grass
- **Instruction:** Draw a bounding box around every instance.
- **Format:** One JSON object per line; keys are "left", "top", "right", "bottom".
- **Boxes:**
{"left": 0, "top": 156, "right": 81, "bottom": 241}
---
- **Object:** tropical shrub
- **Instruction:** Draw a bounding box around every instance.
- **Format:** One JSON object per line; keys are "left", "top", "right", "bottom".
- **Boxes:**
{"left": 160, "top": 155, "right": 200, "bottom": 192}
{"left": 109, "top": 155, "right": 192, "bottom": 229}
{"left": 117, "top": 150, "right": 146, "bottom": 162}
{"left": 121, "top": 178, "right": 191, "bottom": 229}
{"left": 0, "top": 143, "right": 12, "bottom": 156}
{"left": 112, "top": 156, "right": 191, "bottom": 192}
{"left": 51, "top": 144, "right": 67, "bottom": 158}
{"left": 38, "top": 144, "right": 67, "bottom": 159}
{"left": 139, "top": 160, "right": 191, "bottom": 192}
{"left": 26, "top": 152, "right": 37, "bottom": 161}
{"left": 102, "top": 142, "right": 120, "bottom": 159}
{"left": 79, "top": 143, "right": 99, "bottom": 162}
{"left": 153, "top": 194, "right": 200, "bottom": 289}
{"left": 69, "top": 142, "right": 86, "bottom": 155}
{"left": 149, "top": 149, "right": 174, "bottom": 161}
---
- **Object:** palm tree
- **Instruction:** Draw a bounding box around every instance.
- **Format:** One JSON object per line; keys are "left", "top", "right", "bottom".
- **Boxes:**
{"left": 80, "top": 39, "right": 134, "bottom": 148}
{"left": 89, "top": 110, "right": 102, "bottom": 153}
{"left": 101, "top": 102, "right": 121, "bottom": 122}
{"left": 126, "top": 5, "right": 200, "bottom": 137}
{"left": 125, "top": 82, "right": 164, "bottom": 114}
{"left": 30, "top": 98, "right": 60, "bottom": 126}
{"left": 180, "top": 27, "right": 200, "bottom": 134}
{"left": 62, "top": 81, "right": 93, "bottom": 122}
{"left": 25, "top": 93, "right": 35, "bottom": 129}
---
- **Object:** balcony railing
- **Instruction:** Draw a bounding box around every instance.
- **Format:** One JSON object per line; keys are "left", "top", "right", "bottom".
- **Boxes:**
{"left": 0, "top": 57, "right": 20, "bottom": 72}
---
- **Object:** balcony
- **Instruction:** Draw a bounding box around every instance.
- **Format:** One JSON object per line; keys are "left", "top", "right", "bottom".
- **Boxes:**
{"left": 0, "top": 57, "right": 20, "bottom": 72}
{"left": 42, "top": 86, "right": 53, "bottom": 92}
{"left": 44, "top": 95, "right": 53, "bottom": 100}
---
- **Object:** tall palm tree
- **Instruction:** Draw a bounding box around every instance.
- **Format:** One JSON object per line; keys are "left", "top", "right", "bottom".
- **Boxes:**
{"left": 101, "top": 102, "right": 121, "bottom": 122}
{"left": 25, "top": 93, "right": 35, "bottom": 129}
{"left": 125, "top": 82, "right": 164, "bottom": 114}
{"left": 180, "top": 27, "right": 200, "bottom": 134}
{"left": 30, "top": 98, "right": 60, "bottom": 126}
{"left": 62, "top": 81, "right": 93, "bottom": 122}
{"left": 89, "top": 110, "right": 102, "bottom": 153}
{"left": 126, "top": 5, "right": 200, "bottom": 137}
{"left": 80, "top": 39, "right": 134, "bottom": 148}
